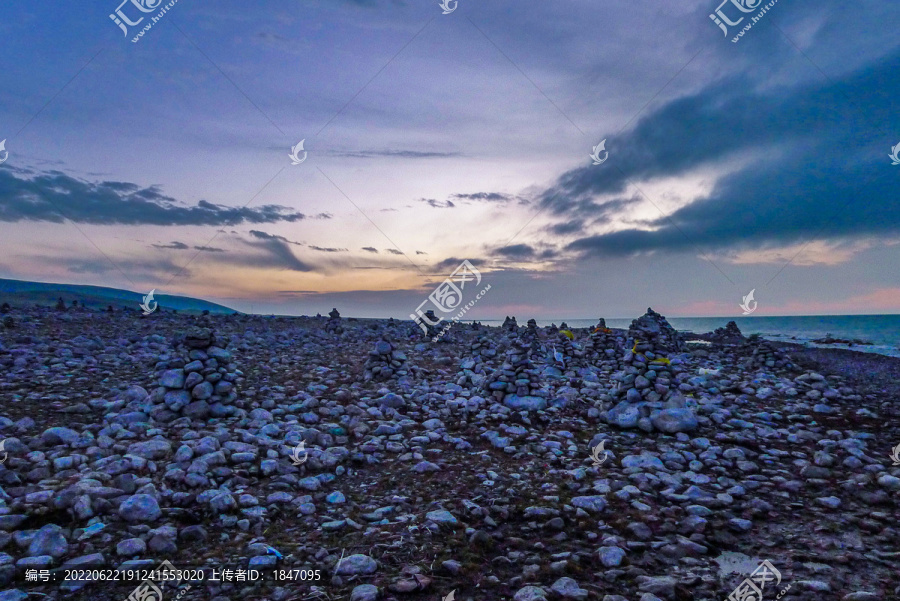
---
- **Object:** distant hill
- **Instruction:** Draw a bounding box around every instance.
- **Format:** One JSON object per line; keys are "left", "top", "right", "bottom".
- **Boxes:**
{"left": 0, "top": 278, "right": 239, "bottom": 314}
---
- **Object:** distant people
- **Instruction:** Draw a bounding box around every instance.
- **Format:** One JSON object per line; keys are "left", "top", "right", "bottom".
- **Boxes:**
{"left": 55, "top": 297, "right": 66, "bottom": 311}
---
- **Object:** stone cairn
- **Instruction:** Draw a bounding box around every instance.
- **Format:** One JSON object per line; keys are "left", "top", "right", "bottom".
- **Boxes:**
{"left": 711, "top": 320, "right": 743, "bottom": 343}
{"left": 742, "top": 335, "right": 797, "bottom": 371}
{"left": 605, "top": 309, "right": 689, "bottom": 430}
{"left": 325, "top": 308, "right": 343, "bottom": 334}
{"left": 552, "top": 329, "right": 586, "bottom": 371}
{"left": 483, "top": 330, "right": 546, "bottom": 409}
{"left": 458, "top": 333, "right": 497, "bottom": 388}
{"left": 585, "top": 319, "right": 624, "bottom": 374}
{"left": 151, "top": 327, "right": 239, "bottom": 421}
{"left": 501, "top": 316, "right": 518, "bottom": 331}
{"left": 411, "top": 309, "right": 442, "bottom": 340}
{"left": 363, "top": 336, "right": 408, "bottom": 381}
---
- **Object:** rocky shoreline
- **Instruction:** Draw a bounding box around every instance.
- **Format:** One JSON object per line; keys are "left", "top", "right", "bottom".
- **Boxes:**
{"left": 0, "top": 305, "right": 898, "bottom": 601}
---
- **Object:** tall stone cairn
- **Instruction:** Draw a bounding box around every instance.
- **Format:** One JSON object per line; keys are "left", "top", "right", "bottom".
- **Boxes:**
{"left": 151, "top": 327, "right": 239, "bottom": 421}
{"left": 325, "top": 308, "right": 343, "bottom": 334}
{"left": 483, "top": 333, "right": 546, "bottom": 410}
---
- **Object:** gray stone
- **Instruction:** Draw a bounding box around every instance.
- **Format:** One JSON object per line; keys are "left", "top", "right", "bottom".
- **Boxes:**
{"left": 191, "top": 381, "right": 214, "bottom": 400}
{"left": 159, "top": 369, "right": 185, "bottom": 388}
{"left": 598, "top": 546, "right": 625, "bottom": 567}
{"left": 350, "top": 584, "right": 380, "bottom": 601}
{"left": 650, "top": 408, "right": 699, "bottom": 433}
{"left": 126, "top": 440, "right": 172, "bottom": 460}
{"left": 426, "top": 510, "right": 458, "bottom": 525}
{"left": 607, "top": 401, "right": 640, "bottom": 429}
{"left": 503, "top": 395, "right": 547, "bottom": 411}
{"left": 550, "top": 577, "right": 588, "bottom": 600}
{"left": 27, "top": 525, "right": 68, "bottom": 558}
{"left": 636, "top": 576, "right": 675, "bottom": 598}
{"left": 513, "top": 586, "right": 547, "bottom": 601}
{"left": 335, "top": 554, "right": 377, "bottom": 576}
{"left": 118, "top": 494, "right": 161, "bottom": 523}
{"left": 116, "top": 538, "right": 146, "bottom": 556}
{"left": 570, "top": 496, "right": 607, "bottom": 513}
{"left": 41, "top": 427, "right": 80, "bottom": 445}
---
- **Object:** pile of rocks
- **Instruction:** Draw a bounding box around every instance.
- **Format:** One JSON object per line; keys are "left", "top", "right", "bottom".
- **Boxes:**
{"left": 584, "top": 321, "right": 624, "bottom": 373}
{"left": 604, "top": 310, "right": 699, "bottom": 433}
{"left": 457, "top": 334, "right": 499, "bottom": 388}
{"left": 551, "top": 330, "right": 587, "bottom": 371}
{"left": 711, "top": 320, "right": 744, "bottom": 343}
{"left": 362, "top": 337, "right": 408, "bottom": 381}
{"left": 628, "top": 307, "right": 684, "bottom": 353}
{"left": 501, "top": 316, "right": 518, "bottom": 331}
{"left": 150, "top": 327, "right": 240, "bottom": 421}
{"left": 325, "top": 308, "right": 343, "bottom": 334}
{"left": 742, "top": 335, "right": 798, "bottom": 371}
{"left": 483, "top": 334, "right": 548, "bottom": 411}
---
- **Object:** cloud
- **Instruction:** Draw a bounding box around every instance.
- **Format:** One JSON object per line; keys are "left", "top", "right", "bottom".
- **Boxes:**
{"left": 309, "top": 245, "right": 348, "bottom": 252}
{"left": 544, "top": 50, "right": 900, "bottom": 260}
{"left": 361, "top": 247, "right": 379, "bottom": 253}
{"left": 0, "top": 169, "right": 310, "bottom": 226}
{"left": 331, "top": 149, "right": 459, "bottom": 159}
{"left": 418, "top": 198, "right": 455, "bottom": 209}
{"left": 384, "top": 249, "right": 403, "bottom": 255}
{"left": 240, "top": 231, "right": 315, "bottom": 272}
{"left": 248, "top": 230, "right": 304, "bottom": 246}
{"left": 193, "top": 245, "right": 225, "bottom": 253}
{"left": 416, "top": 250, "right": 427, "bottom": 255}
{"left": 152, "top": 241, "right": 189, "bottom": 250}
{"left": 451, "top": 192, "right": 526, "bottom": 205}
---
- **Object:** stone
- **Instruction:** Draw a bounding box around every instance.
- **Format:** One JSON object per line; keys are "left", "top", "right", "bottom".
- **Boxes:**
{"left": 116, "top": 538, "right": 146, "bottom": 556}
{"left": 650, "top": 408, "right": 699, "bottom": 433}
{"left": 118, "top": 494, "right": 161, "bottom": 523}
{"left": 350, "top": 584, "right": 380, "bottom": 601}
{"left": 335, "top": 554, "right": 377, "bottom": 576}
{"left": 514, "top": 586, "right": 547, "bottom": 601}
{"left": 27, "top": 525, "right": 68, "bottom": 559}
{"left": 550, "top": 577, "right": 588, "bottom": 600}
{"left": 503, "top": 395, "right": 547, "bottom": 411}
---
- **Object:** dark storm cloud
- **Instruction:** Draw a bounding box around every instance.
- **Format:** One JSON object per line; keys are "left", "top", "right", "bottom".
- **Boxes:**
{"left": 0, "top": 169, "right": 310, "bottom": 226}
{"left": 545, "top": 50, "right": 900, "bottom": 259}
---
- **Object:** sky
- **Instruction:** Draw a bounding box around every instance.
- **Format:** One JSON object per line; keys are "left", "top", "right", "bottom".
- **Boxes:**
{"left": 0, "top": 0, "right": 898, "bottom": 320}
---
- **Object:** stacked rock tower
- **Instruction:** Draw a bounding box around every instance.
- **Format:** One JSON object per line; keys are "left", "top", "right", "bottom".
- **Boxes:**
{"left": 151, "top": 327, "right": 240, "bottom": 421}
